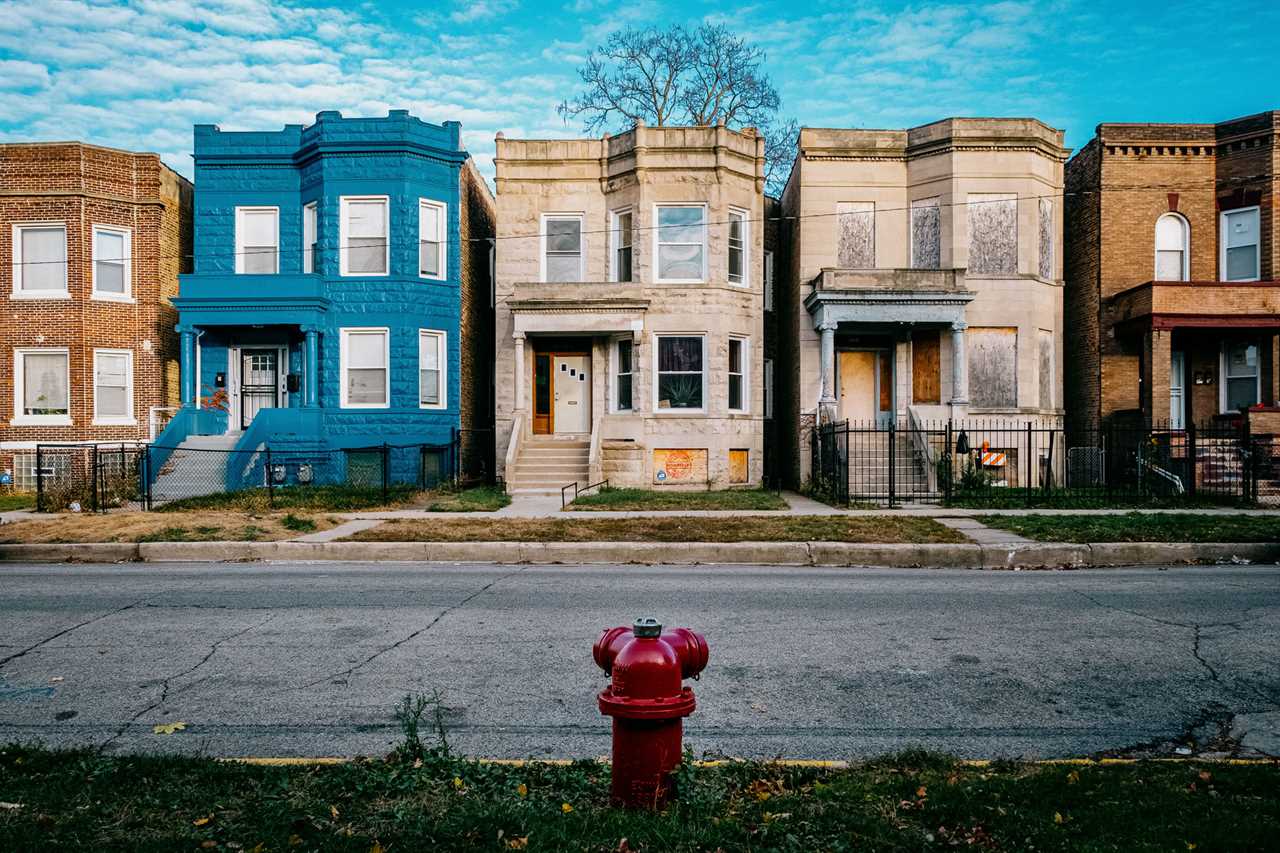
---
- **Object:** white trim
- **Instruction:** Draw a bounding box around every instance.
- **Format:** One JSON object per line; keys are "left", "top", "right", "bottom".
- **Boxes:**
{"left": 12, "top": 347, "right": 71, "bottom": 425}
{"left": 302, "top": 201, "right": 318, "bottom": 274}
{"left": 653, "top": 203, "right": 709, "bottom": 284}
{"left": 229, "top": 345, "right": 287, "bottom": 431}
{"left": 234, "top": 206, "right": 280, "bottom": 275}
{"left": 11, "top": 221, "right": 69, "bottom": 297}
{"left": 727, "top": 207, "right": 749, "bottom": 287}
{"left": 418, "top": 328, "right": 447, "bottom": 410}
{"left": 540, "top": 212, "right": 585, "bottom": 282}
{"left": 609, "top": 207, "right": 633, "bottom": 283}
{"left": 92, "top": 348, "right": 135, "bottom": 425}
{"left": 763, "top": 250, "right": 774, "bottom": 310}
{"left": 339, "top": 327, "right": 391, "bottom": 409}
{"left": 1219, "top": 206, "right": 1260, "bottom": 282}
{"left": 90, "top": 224, "right": 134, "bottom": 302}
{"left": 1154, "top": 212, "right": 1189, "bottom": 281}
{"left": 339, "top": 196, "right": 390, "bottom": 277}
{"left": 728, "top": 335, "right": 749, "bottom": 412}
{"left": 1219, "top": 340, "right": 1262, "bottom": 414}
{"left": 610, "top": 335, "right": 635, "bottom": 413}
{"left": 652, "top": 333, "right": 707, "bottom": 414}
{"left": 419, "top": 199, "right": 447, "bottom": 281}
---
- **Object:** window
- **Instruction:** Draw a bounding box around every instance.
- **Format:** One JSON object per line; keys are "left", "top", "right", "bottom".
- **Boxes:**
{"left": 543, "top": 214, "right": 584, "bottom": 281}
{"left": 655, "top": 204, "right": 707, "bottom": 282}
{"left": 763, "top": 250, "right": 774, "bottom": 310}
{"left": 12, "top": 223, "right": 67, "bottom": 295}
{"left": 93, "top": 349, "right": 133, "bottom": 424}
{"left": 1155, "top": 213, "right": 1189, "bottom": 281}
{"left": 967, "top": 193, "right": 1017, "bottom": 275}
{"left": 611, "top": 209, "right": 633, "bottom": 282}
{"left": 92, "top": 226, "right": 131, "bottom": 299}
{"left": 655, "top": 335, "right": 705, "bottom": 411}
{"left": 728, "top": 337, "right": 747, "bottom": 412}
{"left": 418, "top": 329, "right": 446, "bottom": 409}
{"left": 303, "top": 202, "right": 317, "bottom": 274}
{"left": 1221, "top": 207, "right": 1259, "bottom": 282}
{"left": 615, "top": 338, "right": 633, "bottom": 411}
{"left": 14, "top": 349, "right": 70, "bottom": 424}
{"left": 728, "top": 208, "right": 748, "bottom": 286}
{"left": 1222, "top": 342, "right": 1260, "bottom": 412}
{"left": 420, "top": 199, "right": 446, "bottom": 279}
{"left": 910, "top": 198, "right": 941, "bottom": 269}
{"left": 837, "top": 201, "right": 874, "bottom": 268}
{"left": 235, "top": 207, "right": 279, "bottom": 274}
{"left": 763, "top": 358, "right": 774, "bottom": 418}
{"left": 340, "top": 196, "right": 389, "bottom": 276}
{"left": 340, "top": 328, "right": 389, "bottom": 408}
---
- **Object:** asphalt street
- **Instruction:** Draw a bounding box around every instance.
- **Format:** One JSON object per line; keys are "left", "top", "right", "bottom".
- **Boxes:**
{"left": 1, "top": 561, "right": 1277, "bottom": 760}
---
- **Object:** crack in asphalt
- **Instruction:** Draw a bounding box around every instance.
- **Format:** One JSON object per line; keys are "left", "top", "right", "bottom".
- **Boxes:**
{"left": 1190, "top": 624, "right": 1221, "bottom": 683}
{"left": 297, "top": 565, "right": 532, "bottom": 691}
{"left": 99, "top": 612, "right": 276, "bottom": 751}
{"left": 0, "top": 598, "right": 146, "bottom": 671}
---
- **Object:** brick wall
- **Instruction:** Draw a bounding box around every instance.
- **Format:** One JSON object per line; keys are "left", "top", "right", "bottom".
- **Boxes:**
{"left": 0, "top": 142, "right": 191, "bottom": 483}
{"left": 457, "top": 158, "right": 496, "bottom": 475}
{"left": 1063, "top": 138, "right": 1102, "bottom": 437}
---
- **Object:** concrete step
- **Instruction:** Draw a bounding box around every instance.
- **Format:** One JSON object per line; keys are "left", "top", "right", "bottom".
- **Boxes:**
{"left": 513, "top": 462, "right": 590, "bottom": 473}
{"left": 522, "top": 441, "right": 589, "bottom": 450}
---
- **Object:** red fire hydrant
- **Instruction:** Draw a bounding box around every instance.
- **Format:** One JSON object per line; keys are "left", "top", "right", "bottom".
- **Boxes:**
{"left": 593, "top": 617, "right": 709, "bottom": 809}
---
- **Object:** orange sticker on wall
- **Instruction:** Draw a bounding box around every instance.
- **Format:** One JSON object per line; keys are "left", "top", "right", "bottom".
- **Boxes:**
{"left": 654, "top": 448, "right": 707, "bottom": 484}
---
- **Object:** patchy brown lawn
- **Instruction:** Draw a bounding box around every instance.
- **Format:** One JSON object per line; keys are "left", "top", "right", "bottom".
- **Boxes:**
{"left": 344, "top": 515, "right": 966, "bottom": 544}
{"left": 0, "top": 511, "right": 339, "bottom": 544}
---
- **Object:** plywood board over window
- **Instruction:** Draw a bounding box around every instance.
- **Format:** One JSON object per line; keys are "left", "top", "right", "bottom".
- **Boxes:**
{"left": 967, "top": 194, "right": 1017, "bottom": 276}
{"left": 968, "top": 327, "right": 1018, "bottom": 408}
{"left": 910, "top": 198, "right": 940, "bottom": 269}
{"left": 728, "top": 449, "right": 749, "bottom": 484}
{"left": 653, "top": 448, "right": 708, "bottom": 484}
{"left": 1038, "top": 198, "right": 1053, "bottom": 279}
{"left": 837, "top": 202, "right": 875, "bottom": 268}
{"left": 1037, "top": 329, "right": 1054, "bottom": 409}
{"left": 912, "top": 330, "right": 941, "bottom": 404}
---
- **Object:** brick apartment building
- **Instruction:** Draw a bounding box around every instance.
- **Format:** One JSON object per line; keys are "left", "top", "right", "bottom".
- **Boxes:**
{"left": 1064, "top": 111, "right": 1280, "bottom": 437}
{"left": 0, "top": 142, "right": 191, "bottom": 491}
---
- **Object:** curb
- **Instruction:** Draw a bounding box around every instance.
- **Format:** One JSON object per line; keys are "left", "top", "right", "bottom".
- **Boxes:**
{"left": 219, "top": 756, "right": 1278, "bottom": 768}
{"left": 2, "top": 540, "right": 1278, "bottom": 568}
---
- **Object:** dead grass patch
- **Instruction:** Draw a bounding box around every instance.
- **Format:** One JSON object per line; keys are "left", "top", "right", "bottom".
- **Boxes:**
{"left": 0, "top": 511, "right": 339, "bottom": 544}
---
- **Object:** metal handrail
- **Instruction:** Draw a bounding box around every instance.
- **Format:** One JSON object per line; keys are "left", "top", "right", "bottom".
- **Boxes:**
{"left": 561, "top": 478, "right": 609, "bottom": 508}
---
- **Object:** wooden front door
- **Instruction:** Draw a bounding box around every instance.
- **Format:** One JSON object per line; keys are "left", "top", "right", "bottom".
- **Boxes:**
{"left": 533, "top": 353, "right": 552, "bottom": 434}
{"left": 839, "top": 351, "right": 878, "bottom": 423}
{"left": 912, "top": 330, "right": 941, "bottom": 404}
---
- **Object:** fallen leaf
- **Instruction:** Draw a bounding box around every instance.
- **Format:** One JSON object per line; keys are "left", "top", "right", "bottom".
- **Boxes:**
{"left": 201, "top": 842, "right": 217, "bottom": 850}
{"left": 561, "top": 802, "right": 574, "bottom": 813}
{"left": 1198, "top": 770, "right": 1212, "bottom": 782}
{"left": 330, "top": 805, "right": 340, "bottom": 819}
{"left": 369, "top": 843, "right": 384, "bottom": 853}
{"left": 0, "top": 803, "right": 23, "bottom": 811}
{"left": 916, "top": 786, "right": 927, "bottom": 799}
{"left": 1054, "top": 812, "right": 1065, "bottom": 825}
{"left": 153, "top": 721, "right": 186, "bottom": 735}
{"left": 288, "top": 834, "right": 302, "bottom": 847}
{"left": 616, "top": 838, "right": 632, "bottom": 853}
{"left": 516, "top": 783, "right": 528, "bottom": 798}
{"left": 193, "top": 815, "right": 213, "bottom": 827}
{"left": 453, "top": 776, "right": 465, "bottom": 790}
{"left": 1186, "top": 843, "right": 1197, "bottom": 850}
{"left": 507, "top": 838, "right": 528, "bottom": 850}
{"left": 49, "top": 677, "right": 63, "bottom": 683}
{"left": 1066, "top": 770, "right": 1080, "bottom": 784}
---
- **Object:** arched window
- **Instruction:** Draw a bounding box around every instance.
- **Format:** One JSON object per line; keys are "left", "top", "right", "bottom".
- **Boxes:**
{"left": 1155, "top": 213, "right": 1189, "bottom": 281}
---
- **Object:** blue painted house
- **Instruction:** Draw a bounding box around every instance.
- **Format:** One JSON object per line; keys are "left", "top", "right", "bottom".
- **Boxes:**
{"left": 158, "top": 110, "right": 494, "bottom": 495}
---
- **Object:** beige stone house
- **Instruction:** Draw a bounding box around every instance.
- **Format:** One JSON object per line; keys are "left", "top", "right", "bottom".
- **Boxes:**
{"left": 493, "top": 124, "right": 766, "bottom": 491}
{"left": 777, "top": 118, "right": 1069, "bottom": 488}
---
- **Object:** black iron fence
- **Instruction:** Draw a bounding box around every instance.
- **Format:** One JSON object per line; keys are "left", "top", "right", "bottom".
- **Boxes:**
{"left": 810, "top": 418, "right": 1280, "bottom": 508}
{"left": 35, "top": 428, "right": 495, "bottom": 512}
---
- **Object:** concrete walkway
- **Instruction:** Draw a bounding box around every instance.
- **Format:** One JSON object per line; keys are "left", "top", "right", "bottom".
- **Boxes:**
{"left": 935, "top": 517, "right": 1033, "bottom": 545}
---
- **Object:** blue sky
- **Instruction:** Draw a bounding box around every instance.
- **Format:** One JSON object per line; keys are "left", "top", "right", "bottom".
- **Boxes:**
{"left": 0, "top": 0, "right": 1276, "bottom": 181}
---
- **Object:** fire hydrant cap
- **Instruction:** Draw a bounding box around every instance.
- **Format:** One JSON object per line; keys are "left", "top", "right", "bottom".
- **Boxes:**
{"left": 633, "top": 617, "right": 662, "bottom": 638}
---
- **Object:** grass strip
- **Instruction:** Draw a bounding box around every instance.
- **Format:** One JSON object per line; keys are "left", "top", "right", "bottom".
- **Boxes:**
{"left": 979, "top": 512, "right": 1280, "bottom": 543}
{"left": 1, "top": 745, "right": 1275, "bottom": 851}
{"left": 157, "top": 485, "right": 422, "bottom": 513}
{"left": 347, "top": 515, "right": 965, "bottom": 543}
{"left": 0, "top": 511, "right": 339, "bottom": 544}
{"left": 418, "top": 484, "right": 511, "bottom": 512}
{"left": 567, "top": 487, "right": 788, "bottom": 511}
{"left": 0, "top": 494, "right": 34, "bottom": 512}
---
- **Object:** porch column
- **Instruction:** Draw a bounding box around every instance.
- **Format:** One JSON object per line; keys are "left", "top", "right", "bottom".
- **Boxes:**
{"left": 513, "top": 332, "right": 526, "bottom": 413}
{"left": 179, "top": 328, "right": 196, "bottom": 407}
{"left": 303, "top": 328, "right": 320, "bottom": 408}
{"left": 1142, "top": 328, "right": 1172, "bottom": 426}
{"left": 950, "top": 321, "right": 969, "bottom": 405}
{"left": 818, "top": 321, "right": 837, "bottom": 405}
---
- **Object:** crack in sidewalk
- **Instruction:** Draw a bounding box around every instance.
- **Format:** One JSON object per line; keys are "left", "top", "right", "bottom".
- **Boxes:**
{"left": 0, "top": 598, "right": 146, "bottom": 671}
{"left": 99, "top": 612, "right": 275, "bottom": 751}
{"left": 298, "top": 565, "right": 532, "bottom": 690}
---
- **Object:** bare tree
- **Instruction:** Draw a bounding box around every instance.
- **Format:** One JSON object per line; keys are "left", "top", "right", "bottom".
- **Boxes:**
{"left": 558, "top": 23, "right": 796, "bottom": 195}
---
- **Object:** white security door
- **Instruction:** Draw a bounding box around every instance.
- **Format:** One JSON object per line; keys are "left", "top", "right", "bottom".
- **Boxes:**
{"left": 553, "top": 355, "right": 591, "bottom": 433}
{"left": 1170, "top": 351, "right": 1185, "bottom": 429}
{"left": 240, "top": 348, "right": 281, "bottom": 430}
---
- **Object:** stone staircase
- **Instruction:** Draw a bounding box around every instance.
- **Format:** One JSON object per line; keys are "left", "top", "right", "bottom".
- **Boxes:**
{"left": 152, "top": 433, "right": 240, "bottom": 503}
{"left": 846, "top": 434, "right": 932, "bottom": 502}
{"left": 507, "top": 436, "right": 590, "bottom": 494}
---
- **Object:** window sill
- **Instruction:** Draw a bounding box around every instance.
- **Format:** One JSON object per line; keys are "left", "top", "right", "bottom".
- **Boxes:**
{"left": 91, "top": 294, "right": 136, "bottom": 304}
{"left": 92, "top": 418, "right": 138, "bottom": 426}
{"left": 338, "top": 404, "right": 391, "bottom": 410}
{"left": 10, "top": 291, "right": 71, "bottom": 301}
{"left": 11, "top": 416, "right": 73, "bottom": 426}
{"left": 419, "top": 404, "right": 447, "bottom": 411}
{"left": 652, "top": 409, "right": 706, "bottom": 416}
{"left": 419, "top": 274, "right": 447, "bottom": 282}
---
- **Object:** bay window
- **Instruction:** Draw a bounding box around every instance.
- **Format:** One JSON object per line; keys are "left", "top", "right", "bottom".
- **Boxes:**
{"left": 340, "top": 328, "right": 389, "bottom": 408}
{"left": 655, "top": 204, "right": 706, "bottom": 282}
{"left": 92, "top": 226, "right": 131, "bottom": 299}
{"left": 615, "top": 338, "right": 633, "bottom": 411}
{"left": 93, "top": 349, "right": 133, "bottom": 423}
{"left": 728, "top": 337, "right": 747, "bottom": 411}
{"left": 340, "top": 196, "right": 389, "bottom": 276}
{"left": 419, "top": 329, "right": 446, "bottom": 409}
{"left": 611, "top": 209, "right": 633, "bottom": 282}
{"left": 12, "top": 223, "right": 67, "bottom": 295}
{"left": 303, "top": 202, "right": 317, "bottom": 273}
{"left": 14, "top": 349, "right": 70, "bottom": 424}
{"left": 1221, "top": 207, "right": 1259, "bottom": 282}
{"left": 543, "top": 214, "right": 583, "bottom": 281}
{"left": 655, "top": 335, "right": 705, "bottom": 411}
{"left": 728, "top": 208, "right": 748, "bottom": 286}
{"left": 420, "top": 200, "right": 446, "bottom": 279}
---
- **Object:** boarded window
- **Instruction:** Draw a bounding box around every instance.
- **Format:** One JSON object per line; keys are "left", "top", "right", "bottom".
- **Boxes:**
{"left": 910, "top": 198, "right": 940, "bottom": 269}
{"left": 1038, "top": 198, "right": 1053, "bottom": 279}
{"left": 837, "top": 201, "right": 875, "bottom": 268}
{"left": 968, "top": 327, "right": 1018, "bottom": 408}
{"left": 912, "top": 330, "right": 941, "bottom": 404}
{"left": 967, "top": 194, "right": 1017, "bottom": 275}
{"left": 728, "top": 449, "right": 749, "bottom": 484}
{"left": 1037, "top": 329, "right": 1053, "bottom": 409}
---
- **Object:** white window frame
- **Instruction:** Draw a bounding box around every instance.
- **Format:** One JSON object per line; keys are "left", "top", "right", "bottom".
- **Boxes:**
{"left": 339, "top": 327, "right": 390, "bottom": 409}
{"left": 609, "top": 208, "right": 633, "bottom": 283}
{"left": 302, "top": 202, "right": 317, "bottom": 274}
{"left": 763, "top": 357, "right": 774, "bottom": 418}
{"left": 653, "top": 203, "right": 708, "bottom": 284}
{"left": 11, "top": 222, "right": 69, "bottom": 298}
{"left": 1219, "top": 206, "right": 1260, "bottom": 282}
{"left": 652, "top": 333, "right": 707, "bottom": 414}
{"left": 763, "top": 250, "right": 774, "bottom": 310}
{"left": 90, "top": 225, "right": 133, "bottom": 301}
{"left": 234, "top": 206, "right": 279, "bottom": 275}
{"left": 1219, "top": 341, "right": 1261, "bottom": 413}
{"left": 728, "top": 335, "right": 749, "bottom": 413}
{"left": 419, "top": 199, "right": 447, "bottom": 281}
{"left": 418, "top": 329, "right": 447, "bottom": 410}
{"left": 540, "top": 213, "right": 585, "bottom": 282}
{"left": 13, "top": 347, "right": 71, "bottom": 426}
{"left": 92, "top": 348, "right": 135, "bottom": 425}
{"left": 1154, "top": 212, "right": 1189, "bottom": 281}
{"left": 612, "top": 336, "right": 635, "bottom": 413}
{"left": 727, "top": 207, "right": 749, "bottom": 287}
{"left": 339, "top": 195, "right": 390, "bottom": 277}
